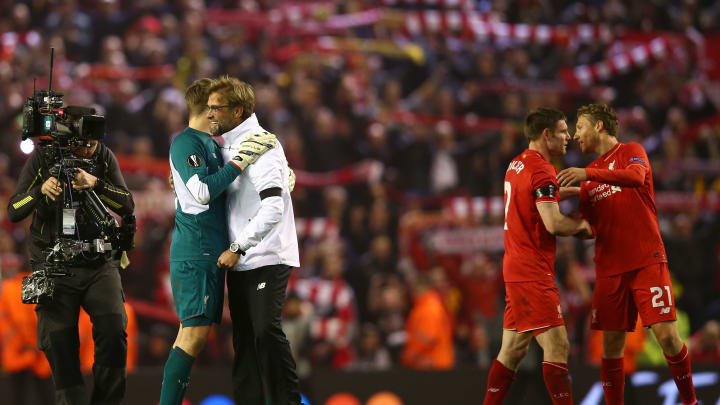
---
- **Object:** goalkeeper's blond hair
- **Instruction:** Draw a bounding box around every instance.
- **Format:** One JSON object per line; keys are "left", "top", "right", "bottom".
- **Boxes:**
{"left": 577, "top": 103, "right": 619, "bottom": 137}
{"left": 185, "top": 78, "right": 214, "bottom": 118}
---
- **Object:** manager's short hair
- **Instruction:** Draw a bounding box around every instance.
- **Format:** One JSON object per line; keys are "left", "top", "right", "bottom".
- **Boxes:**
{"left": 208, "top": 75, "right": 255, "bottom": 121}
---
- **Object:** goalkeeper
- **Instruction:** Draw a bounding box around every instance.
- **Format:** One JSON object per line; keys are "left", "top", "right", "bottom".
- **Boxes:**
{"left": 160, "top": 78, "right": 276, "bottom": 404}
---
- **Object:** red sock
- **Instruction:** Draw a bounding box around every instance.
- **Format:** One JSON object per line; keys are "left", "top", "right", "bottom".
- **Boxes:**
{"left": 542, "top": 361, "right": 573, "bottom": 405}
{"left": 601, "top": 357, "right": 625, "bottom": 405}
{"left": 483, "top": 360, "right": 516, "bottom": 405}
{"left": 664, "top": 344, "right": 697, "bottom": 405}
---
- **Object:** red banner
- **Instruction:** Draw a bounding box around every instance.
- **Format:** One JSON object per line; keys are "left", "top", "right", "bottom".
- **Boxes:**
{"left": 704, "top": 34, "right": 720, "bottom": 80}
{"left": 561, "top": 37, "right": 676, "bottom": 88}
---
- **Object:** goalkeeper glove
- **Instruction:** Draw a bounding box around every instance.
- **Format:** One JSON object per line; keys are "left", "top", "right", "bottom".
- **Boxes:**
{"left": 288, "top": 168, "right": 296, "bottom": 192}
{"left": 230, "top": 132, "right": 277, "bottom": 171}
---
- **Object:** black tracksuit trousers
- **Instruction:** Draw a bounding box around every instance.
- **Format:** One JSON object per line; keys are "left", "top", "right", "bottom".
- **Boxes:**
{"left": 227, "top": 264, "right": 301, "bottom": 405}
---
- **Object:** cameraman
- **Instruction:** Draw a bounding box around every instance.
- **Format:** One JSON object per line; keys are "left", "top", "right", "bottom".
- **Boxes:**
{"left": 7, "top": 138, "right": 134, "bottom": 405}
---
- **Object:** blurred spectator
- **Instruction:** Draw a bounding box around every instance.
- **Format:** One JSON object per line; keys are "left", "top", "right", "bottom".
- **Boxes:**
{"left": 349, "top": 324, "right": 392, "bottom": 371}
{"left": 396, "top": 122, "right": 432, "bottom": 194}
{"left": 0, "top": 266, "right": 53, "bottom": 405}
{"left": 458, "top": 253, "right": 503, "bottom": 322}
{"left": 366, "top": 273, "right": 409, "bottom": 362}
{"left": 401, "top": 274, "right": 454, "bottom": 370}
{"left": 282, "top": 291, "right": 313, "bottom": 378}
{"left": 288, "top": 249, "right": 357, "bottom": 368}
{"left": 689, "top": 320, "right": 720, "bottom": 364}
{"left": 324, "top": 185, "right": 347, "bottom": 225}
{"left": 454, "top": 319, "right": 493, "bottom": 368}
{"left": 348, "top": 234, "right": 398, "bottom": 322}
{"left": 430, "top": 121, "right": 459, "bottom": 194}
{"left": 556, "top": 238, "right": 593, "bottom": 354}
{"left": 664, "top": 213, "right": 720, "bottom": 330}
{"left": 427, "top": 265, "right": 462, "bottom": 328}
{"left": 341, "top": 203, "right": 371, "bottom": 257}
{"left": 44, "top": 0, "right": 94, "bottom": 60}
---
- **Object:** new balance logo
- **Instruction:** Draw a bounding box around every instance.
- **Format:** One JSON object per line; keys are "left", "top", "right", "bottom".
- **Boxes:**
{"left": 660, "top": 307, "right": 671, "bottom": 315}
{"left": 257, "top": 282, "right": 266, "bottom": 290}
{"left": 553, "top": 393, "right": 570, "bottom": 399}
{"left": 488, "top": 388, "right": 500, "bottom": 393}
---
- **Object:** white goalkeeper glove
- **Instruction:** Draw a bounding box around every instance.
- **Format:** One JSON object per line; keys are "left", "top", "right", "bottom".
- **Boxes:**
{"left": 288, "top": 168, "right": 296, "bottom": 192}
{"left": 230, "top": 132, "right": 277, "bottom": 171}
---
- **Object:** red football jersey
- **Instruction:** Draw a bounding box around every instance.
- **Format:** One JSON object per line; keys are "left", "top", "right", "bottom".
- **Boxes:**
{"left": 503, "top": 149, "right": 559, "bottom": 282}
{"left": 579, "top": 142, "right": 667, "bottom": 277}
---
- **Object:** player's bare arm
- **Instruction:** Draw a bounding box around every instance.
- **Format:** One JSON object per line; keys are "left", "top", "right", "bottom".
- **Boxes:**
{"left": 558, "top": 186, "right": 580, "bottom": 200}
{"left": 536, "top": 201, "right": 592, "bottom": 237}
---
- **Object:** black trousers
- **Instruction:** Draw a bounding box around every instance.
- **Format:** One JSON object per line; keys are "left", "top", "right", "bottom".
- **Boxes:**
{"left": 227, "top": 264, "right": 301, "bottom": 405}
{"left": 35, "top": 260, "right": 128, "bottom": 405}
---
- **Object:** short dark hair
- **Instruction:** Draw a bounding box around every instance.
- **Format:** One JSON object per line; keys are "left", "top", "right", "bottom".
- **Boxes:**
{"left": 577, "top": 103, "right": 618, "bottom": 137}
{"left": 524, "top": 107, "right": 567, "bottom": 141}
{"left": 208, "top": 75, "right": 255, "bottom": 121}
{"left": 185, "top": 78, "right": 214, "bottom": 118}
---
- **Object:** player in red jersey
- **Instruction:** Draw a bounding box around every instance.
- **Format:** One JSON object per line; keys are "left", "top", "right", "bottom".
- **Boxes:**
{"left": 557, "top": 104, "right": 697, "bottom": 405}
{"left": 483, "top": 108, "right": 593, "bottom": 405}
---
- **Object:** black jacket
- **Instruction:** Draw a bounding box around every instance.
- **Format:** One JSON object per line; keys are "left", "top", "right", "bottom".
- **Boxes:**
{"left": 7, "top": 143, "right": 134, "bottom": 264}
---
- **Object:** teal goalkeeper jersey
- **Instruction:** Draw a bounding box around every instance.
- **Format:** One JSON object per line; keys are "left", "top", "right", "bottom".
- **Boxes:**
{"left": 169, "top": 127, "right": 240, "bottom": 261}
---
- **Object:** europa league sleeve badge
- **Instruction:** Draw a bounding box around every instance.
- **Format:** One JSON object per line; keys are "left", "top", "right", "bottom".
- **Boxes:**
{"left": 188, "top": 154, "right": 203, "bottom": 167}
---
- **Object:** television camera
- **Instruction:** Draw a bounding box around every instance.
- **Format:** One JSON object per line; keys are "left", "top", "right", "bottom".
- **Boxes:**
{"left": 21, "top": 49, "right": 135, "bottom": 304}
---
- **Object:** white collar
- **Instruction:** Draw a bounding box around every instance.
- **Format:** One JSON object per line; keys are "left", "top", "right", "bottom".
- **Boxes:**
{"left": 222, "top": 113, "right": 264, "bottom": 145}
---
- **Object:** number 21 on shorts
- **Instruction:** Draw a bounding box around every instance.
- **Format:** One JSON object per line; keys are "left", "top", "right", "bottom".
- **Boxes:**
{"left": 651, "top": 286, "right": 672, "bottom": 312}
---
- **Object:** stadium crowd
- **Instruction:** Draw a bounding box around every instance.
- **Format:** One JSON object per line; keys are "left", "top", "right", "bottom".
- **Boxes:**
{"left": 1, "top": 0, "right": 719, "bottom": 386}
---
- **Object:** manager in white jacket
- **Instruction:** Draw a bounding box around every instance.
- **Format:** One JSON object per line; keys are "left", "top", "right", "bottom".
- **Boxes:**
{"left": 209, "top": 76, "right": 301, "bottom": 405}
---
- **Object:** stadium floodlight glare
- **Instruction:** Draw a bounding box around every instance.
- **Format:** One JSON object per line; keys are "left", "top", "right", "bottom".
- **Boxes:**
{"left": 20, "top": 138, "right": 34, "bottom": 154}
